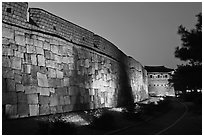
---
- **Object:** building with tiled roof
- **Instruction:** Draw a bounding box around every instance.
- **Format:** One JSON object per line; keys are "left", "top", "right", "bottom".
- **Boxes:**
{"left": 145, "top": 66, "right": 175, "bottom": 97}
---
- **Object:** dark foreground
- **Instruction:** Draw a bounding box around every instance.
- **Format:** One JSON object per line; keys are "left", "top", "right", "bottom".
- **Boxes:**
{"left": 2, "top": 97, "right": 202, "bottom": 135}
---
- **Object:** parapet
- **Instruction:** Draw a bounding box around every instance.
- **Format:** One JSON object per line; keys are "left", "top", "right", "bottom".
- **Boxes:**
{"left": 2, "top": 2, "right": 28, "bottom": 24}
{"left": 2, "top": 2, "right": 127, "bottom": 63}
{"left": 127, "top": 56, "right": 143, "bottom": 72}
{"left": 29, "top": 8, "right": 94, "bottom": 48}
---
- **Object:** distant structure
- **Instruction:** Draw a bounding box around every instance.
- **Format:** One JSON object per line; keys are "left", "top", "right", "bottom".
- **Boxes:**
{"left": 145, "top": 66, "right": 175, "bottom": 97}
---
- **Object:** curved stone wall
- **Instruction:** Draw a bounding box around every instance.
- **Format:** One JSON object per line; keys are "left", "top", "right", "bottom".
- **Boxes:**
{"left": 2, "top": 2, "right": 148, "bottom": 118}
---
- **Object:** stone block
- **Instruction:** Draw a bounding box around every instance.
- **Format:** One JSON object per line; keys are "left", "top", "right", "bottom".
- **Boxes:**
{"left": 56, "top": 70, "right": 63, "bottom": 78}
{"left": 23, "top": 53, "right": 32, "bottom": 64}
{"left": 90, "top": 95, "right": 94, "bottom": 102}
{"left": 62, "top": 57, "right": 69, "bottom": 64}
{"left": 31, "top": 54, "right": 37, "bottom": 65}
{"left": 63, "top": 105, "right": 71, "bottom": 112}
{"left": 3, "top": 68, "right": 14, "bottom": 79}
{"left": 14, "top": 51, "right": 24, "bottom": 58}
{"left": 37, "top": 55, "right": 45, "bottom": 66}
{"left": 29, "top": 104, "right": 39, "bottom": 116}
{"left": 56, "top": 106, "right": 63, "bottom": 113}
{"left": 10, "top": 57, "right": 21, "bottom": 70}
{"left": 50, "top": 106, "right": 57, "bottom": 114}
{"left": 36, "top": 47, "right": 44, "bottom": 55}
{"left": 5, "top": 104, "right": 17, "bottom": 118}
{"left": 84, "top": 59, "right": 90, "bottom": 68}
{"left": 57, "top": 79, "right": 64, "bottom": 87}
{"left": 80, "top": 96, "right": 84, "bottom": 104}
{"left": 48, "top": 78, "right": 56, "bottom": 88}
{"left": 70, "top": 96, "right": 78, "bottom": 104}
{"left": 45, "top": 50, "right": 54, "bottom": 60}
{"left": 34, "top": 39, "right": 43, "bottom": 48}
{"left": 55, "top": 87, "right": 68, "bottom": 96}
{"left": 6, "top": 79, "right": 16, "bottom": 92}
{"left": 69, "top": 63, "right": 74, "bottom": 70}
{"left": 50, "top": 39, "right": 58, "bottom": 45}
{"left": 56, "top": 63, "right": 63, "bottom": 70}
{"left": 69, "top": 86, "right": 80, "bottom": 95}
{"left": 50, "top": 94, "right": 58, "bottom": 106}
{"left": 18, "top": 46, "right": 27, "bottom": 53}
{"left": 43, "top": 41, "right": 50, "bottom": 50}
{"left": 68, "top": 57, "right": 74, "bottom": 64}
{"left": 45, "top": 60, "right": 56, "bottom": 68}
{"left": 3, "top": 27, "right": 14, "bottom": 39}
{"left": 38, "top": 87, "right": 50, "bottom": 96}
{"left": 88, "top": 102, "right": 94, "bottom": 109}
{"left": 37, "top": 72, "right": 49, "bottom": 87}
{"left": 50, "top": 88, "right": 55, "bottom": 93}
{"left": 2, "top": 56, "right": 11, "bottom": 68}
{"left": 27, "top": 45, "right": 36, "bottom": 53}
{"left": 51, "top": 45, "right": 59, "bottom": 54}
{"left": 2, "top": 46, "right": 14, "bottom": 56}
{"left": 47, "top": 68, "right": 56, "bottom": 78}
{"left": 22, "top": 74, "right": 32, "bottom": 86}
{"left": 18, "top": 103, "right": 29, "bottom": 117}
{"left": 89, "top": 89, "right": 95, "bottom": 96}
{"left": 24, "top": 86, "right": 39, "bottom": 94}
{"left": 2, "top": 92, "right": 17, "bottom": 105}
{"left": 27, "top": 94, "right": 39, "bottom": 104}
{"left": 15, "top": 30, "right": 24, "bottom": 36}
{"left": 39, "top": 66, "right": 48, "bottom": 74}
{"left": 39, "top": 95, "right": 50, "bottom": 105}
{"left": 2, "top": 37, "right": 10, "bottom": 45}
{"left": 25, "top": 37, "right": 34, "bottom": 45}
{"left": 16, "top": 84, "right": 24, "bottom": 92}
{"left": 17, "top": 92, "right": 27, "bottom": 104}
{"left": 61, "top": 45, "right": 72, "bottom": 56}
{"left": 15, "top": 35, "right": 25, "bottom": 46}
{"left": 55, "top": 55, "right": 63, "bottom": 64}
{"left": 39, "top": 104, "right": 50, "bottom": 115}
{"left": 31, "top": 66, "right": 39, "bottom": 79}
{"left": 58, "top": 96, "right": 65, "bottom": 105}
{"left": 64, "top": 96, "right": 71, "bottom": 105}
{"left": 63, "top": 77, "right": 70, "bottom": 87}
{"left": 23, "top": 64, "right": 31, "bottom": 74}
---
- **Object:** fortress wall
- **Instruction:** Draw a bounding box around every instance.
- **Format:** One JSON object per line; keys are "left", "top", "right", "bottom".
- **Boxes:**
{"left": 2, "top": 2, "right": 148, "bottom": 118}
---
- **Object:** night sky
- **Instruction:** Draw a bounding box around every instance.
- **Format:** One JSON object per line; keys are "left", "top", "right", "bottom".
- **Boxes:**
{"left": 29, "top": 2, "right": 201, "bottom": 69}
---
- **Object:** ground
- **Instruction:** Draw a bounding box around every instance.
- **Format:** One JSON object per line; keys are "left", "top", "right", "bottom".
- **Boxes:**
{"left": 2, "top": 97, "right": 202, "bottom": 135}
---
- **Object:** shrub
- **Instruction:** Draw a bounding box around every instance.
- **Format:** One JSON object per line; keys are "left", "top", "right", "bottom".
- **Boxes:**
{"left": 90, "top": 112, "right": 115, "bottom": 130}
{"left": 38, "top": 120, "right": 76, "bottom": 135}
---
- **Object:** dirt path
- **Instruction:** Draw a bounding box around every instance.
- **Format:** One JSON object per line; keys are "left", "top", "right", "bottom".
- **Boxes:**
{"left": 107, "top": 99, "right": 202, "bottom": 135}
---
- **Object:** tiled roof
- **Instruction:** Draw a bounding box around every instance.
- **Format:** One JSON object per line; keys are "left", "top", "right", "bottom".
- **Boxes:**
{"left": 144, "top": 66, "right": 174, "bottom": 72}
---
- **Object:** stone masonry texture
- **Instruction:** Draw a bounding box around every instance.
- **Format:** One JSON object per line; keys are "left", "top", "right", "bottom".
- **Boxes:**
{"left": 2, "top": 2, "right": 149, "bottom": 118}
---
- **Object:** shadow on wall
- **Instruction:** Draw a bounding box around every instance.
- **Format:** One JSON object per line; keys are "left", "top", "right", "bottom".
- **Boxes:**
{"left": 71, "top": 46, "right": 90, "bottom": 112}
{"left": 2, "top": 77, "right": 7, "bottom": 118}
{"left": 116, "top": 58, "right": 135, "bottom": 109}
{"left": 70, "top": 46, "right": 135, "bottom": 111}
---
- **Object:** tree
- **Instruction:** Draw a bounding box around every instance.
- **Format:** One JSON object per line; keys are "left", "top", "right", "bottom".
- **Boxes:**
{"left": 170, "top": 13, "right": 202, "bottom": 92}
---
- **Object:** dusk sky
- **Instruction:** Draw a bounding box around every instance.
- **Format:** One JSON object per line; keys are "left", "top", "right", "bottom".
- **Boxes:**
{"left": 29, "top": 2, "right": 201, "bottom": 69}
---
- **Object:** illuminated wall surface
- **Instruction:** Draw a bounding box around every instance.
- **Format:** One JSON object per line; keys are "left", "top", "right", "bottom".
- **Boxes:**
{"left": 2, "top": 2, "right": 148, "bottom": 118}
